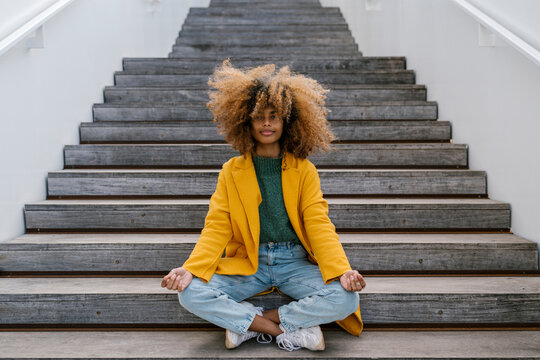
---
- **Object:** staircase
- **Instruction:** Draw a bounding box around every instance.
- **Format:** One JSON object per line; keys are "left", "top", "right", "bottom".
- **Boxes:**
{"left": 1, "top": 0, "right": 540, "bottom": 358}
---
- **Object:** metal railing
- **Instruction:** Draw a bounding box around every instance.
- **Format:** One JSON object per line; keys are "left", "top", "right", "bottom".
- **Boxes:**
{"left": 453, "top": 0, "right": 540, "bottom": 67}
{"left": 0, "top": 0, "right": 75, "bottom": 57}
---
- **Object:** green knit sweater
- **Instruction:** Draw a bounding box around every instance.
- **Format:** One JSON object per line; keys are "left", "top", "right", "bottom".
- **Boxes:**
{"left": 252, "top": 152, "right": 301, "bottom": 244}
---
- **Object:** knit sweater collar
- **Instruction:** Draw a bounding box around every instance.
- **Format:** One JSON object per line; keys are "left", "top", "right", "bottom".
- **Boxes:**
{"left": 253, "top": 150, "right": 283, "bottom": 176}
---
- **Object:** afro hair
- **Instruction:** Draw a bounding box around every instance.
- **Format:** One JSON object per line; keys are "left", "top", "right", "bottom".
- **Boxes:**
{"left": 206, "top": 59, "right": 336, "bottom": 159}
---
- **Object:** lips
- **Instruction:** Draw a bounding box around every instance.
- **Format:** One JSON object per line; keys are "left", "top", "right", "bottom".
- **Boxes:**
{"left": 260, "top": 130, "right": 275, "bottom": 135}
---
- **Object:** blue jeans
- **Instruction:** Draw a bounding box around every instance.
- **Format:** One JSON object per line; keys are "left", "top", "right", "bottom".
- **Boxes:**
{"left": 178, "top": 241, "right": 359, "bottom": 335}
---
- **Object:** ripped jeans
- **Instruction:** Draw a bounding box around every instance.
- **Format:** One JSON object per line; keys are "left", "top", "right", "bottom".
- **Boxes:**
{"left": 177, "top": 241, "right": 359, "bottom": 335}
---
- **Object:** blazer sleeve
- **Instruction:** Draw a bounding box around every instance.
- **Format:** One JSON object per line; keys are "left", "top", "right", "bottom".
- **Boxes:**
{"left": 300, "top": 161, "right": 352, "bottom": 284}
{"left": 182, "top": 166, "right": 233, "bottom": 283}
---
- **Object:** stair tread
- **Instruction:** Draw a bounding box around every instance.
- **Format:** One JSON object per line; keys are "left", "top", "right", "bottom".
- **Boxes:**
{"left": 1, "top": 276, "right": 539, "bottom": 294}
{"left": 47, "top": 168, "right": 477, "bottom": 174}
{"left": 1, "top": 330, "right": 539, "bottom": 359}
{"left": 25, "top": 198, "right": 508, "bottom": 206}
{"left": 4, "top": 232, "right": 534, "bottom": 246}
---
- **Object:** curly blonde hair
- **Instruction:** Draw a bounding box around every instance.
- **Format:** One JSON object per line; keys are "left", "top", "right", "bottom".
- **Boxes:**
{"left": 206, "top": 59, "right": 336, "bottom": 158}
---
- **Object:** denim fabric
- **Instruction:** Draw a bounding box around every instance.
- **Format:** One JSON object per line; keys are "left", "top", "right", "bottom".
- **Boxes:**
{"left": 178, "top": 241, "right": 359, "bottom": 335}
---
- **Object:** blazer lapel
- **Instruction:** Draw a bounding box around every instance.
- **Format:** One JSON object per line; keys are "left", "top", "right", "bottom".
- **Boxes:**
{"left": 232, "top": 153, "right": 262, "bottom": 246}
{"left": 282, "top": 151, "right": 301, "bottom": 236}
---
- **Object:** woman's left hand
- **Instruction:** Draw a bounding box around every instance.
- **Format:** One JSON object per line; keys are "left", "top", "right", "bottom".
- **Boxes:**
{"left": 339, "top": 270, "right": 366, "bottom": 292}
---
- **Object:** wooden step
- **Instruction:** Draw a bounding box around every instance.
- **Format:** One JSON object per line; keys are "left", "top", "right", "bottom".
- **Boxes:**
{"left": 23, "top": 198, "right": 509, "bottom": 231}
{"left": 46, "top": 168, "right": 482, "bottom": 197}
{"left": 1, "top": 330, "right": 539, "bottom": 359}
{"left": 168, "top": 52, "right": 364, "bottom": 60}
{"left": 171, "top": 44, "right": 358, "bottom": 55}
{"left": 113, "top": 71, "right": 415, "bottom": 87}
{"left": 188, "top": 7, "right": 343, "bottom": 16}
{"left": 103, "top": 86, "right": 425, "bottom": 104}
{"left": 122, "top": 57, "right": 406, "bottom": 71}
{"left": 1, "top": 233, "right": 536, "bottom": 273}
{"left": 49, "top": 166, "right": 482, "bottom": 196}
{"left": 182, "top": 17, "right": 347, "bottom": 26}
{"left": 63, "top": 143, "right": 465, "bottom": 168}
{"left": 93, "top": 103, "right": 435, "bottom": 121}
{"left": 0, "top": 276, "right": 538, "bottom": 325}
{"left": 175, "top": 36, "right": 356, "bottom": 46}
{"left": 80, "top": 120, "right": 448, "bottom": 143}
{"left": 178, "top": 29, "right": 354, "bottom": 38}
{"left": 179, "top": 24, "right": 350, "bottom": 32}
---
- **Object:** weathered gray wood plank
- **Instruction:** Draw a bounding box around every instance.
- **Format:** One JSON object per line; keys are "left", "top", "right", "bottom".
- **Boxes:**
{"left": 103, "top": 86, "right": 426, "bottom": 103}
{"left": 2, "top": 330, "right": 539, "bottom": 359}
{"left": 122, "top": 57, "right": 406, "bottom": 72}
{"left": 0, "top": 277, "right": 538, "bottom": 324}
{"left": 92, "top": 103, "right": 434, "bottom": 121}
{"left": 47, "top": 168, "right": 482, "bottom": 197}
{"left": 1, "top": 233, "right": 536, "bottom": 272}
{"left": 113, "top": 71, "right": 415, "bottom": 87}
{"left": 23, "top": 198, "right": 510, "bottom": 230}
{"left": 176, "top": 36, "right": 356, "bottom": 46}
{"left": 79, "top": 120, "right": 448, "bottom": 142}
{"left": 179, "top": 24, "right": 350, "bottom": 32}
{"left": 188, "top": 7, "right": 343, "bottom": 16}
{"left": 63, "top": 143, "right": 466, "bottom": 168}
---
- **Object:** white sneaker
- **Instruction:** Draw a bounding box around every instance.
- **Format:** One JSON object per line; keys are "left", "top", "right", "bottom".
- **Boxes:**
{"left": 225, "top": 301, "right": 273, "bottom": 349}
{"left": 276, "top": 323, "right": 325, "bottom": 351}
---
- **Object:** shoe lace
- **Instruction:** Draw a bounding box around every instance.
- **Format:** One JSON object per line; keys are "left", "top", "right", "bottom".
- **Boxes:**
{"left": 256, "top": 333, "right": 273, "bottom": 344}
{"left": 277, "top": 335, "right": 301, "bottom": 352}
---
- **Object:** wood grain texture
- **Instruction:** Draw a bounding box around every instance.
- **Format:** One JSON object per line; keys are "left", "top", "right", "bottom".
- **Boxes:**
{"left": 113, "top": 72, "right": 416, "bottom": 87}
{"left": 79, "top": 121, "right": 448, "bottom": 143}
{"left": 22, "top": 199, "right": 510, "bottom": 230}
{"left": 63, "top": 143, "right": 465, "bottom": 168}
{"left": 2, "top": 330, "right": 539, "bottom": 359}
{"left": 0, "top": 277, "right": 539, "bottom": 324}
{"left": 122, "top": 57, "right": 406, "bottom": 72}
{"left": 1, "top": 234, "right": 536, "bottom": 272}
{"left": 103, "top": 86, "right": 426, "bottom": 103}
{"left": 47, "top": 168, "right": 483, "bottom": 197}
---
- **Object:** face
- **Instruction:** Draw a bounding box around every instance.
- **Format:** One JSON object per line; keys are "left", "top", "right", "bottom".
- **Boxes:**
{"left": 250, "top": 106, "right": 284, "bottom": 147}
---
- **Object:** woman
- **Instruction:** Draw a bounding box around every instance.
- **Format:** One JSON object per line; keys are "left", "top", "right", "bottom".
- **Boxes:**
{"left": 161, "top": 60, "right": 366, "bottom": 351}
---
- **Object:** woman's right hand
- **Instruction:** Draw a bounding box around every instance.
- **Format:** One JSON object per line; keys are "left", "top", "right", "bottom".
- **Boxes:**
{"left": 161, "top": 267, "right": 193, "bottom": 292}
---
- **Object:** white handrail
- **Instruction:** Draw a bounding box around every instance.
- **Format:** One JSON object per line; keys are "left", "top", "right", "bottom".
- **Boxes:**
{"left": 0, "top": 0, "right": 75, "bottom": 57}
{"left": 453, "top": 0, "right": 540, "bottom": 67}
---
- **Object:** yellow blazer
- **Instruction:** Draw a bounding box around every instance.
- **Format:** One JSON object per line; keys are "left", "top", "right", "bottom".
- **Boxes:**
{"left": 182, "top": 151, "right": 363, "bottom": 336}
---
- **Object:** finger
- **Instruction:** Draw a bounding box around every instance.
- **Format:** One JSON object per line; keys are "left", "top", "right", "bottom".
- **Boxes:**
{"left": 167, "top": 274, "right": 177, "bottom": 290}
{"left": 346, "top": 274, "right": 353, "bottom": 291}
{"left": 172, "top": 274, "right": 182, "bottom": 290}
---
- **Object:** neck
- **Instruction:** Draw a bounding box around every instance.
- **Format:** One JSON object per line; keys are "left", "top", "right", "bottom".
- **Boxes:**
{"left": 254, "top": 143, "right": 281, "bottom": 158}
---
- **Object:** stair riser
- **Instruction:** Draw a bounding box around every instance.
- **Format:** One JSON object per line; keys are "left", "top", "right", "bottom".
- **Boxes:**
{"left": 93, "top": 104, "right": 434, "bottom": 121}
{"left": 47, "top": 170, "right": 484, "bottom": 197}
{"left": 80, "top": 122, "right": 449, "bottom": 143}
{"left": 175, "top": 37, "right": 356, "bottom": 46}
{"left": 1, "top": 292, "right": 536, "bottom": 324}
{"left": 189, "top": 8, "right": 341, "bottom": 15}
{"left": 168, "top": 53, "right": 364, "bottom": 59}
{"left": 113, "top": 73, "right": 415, "bottom": 87}
{"left": 170, "top": 45, "right": 358, "bottom": 55}
{"left": 1, "top": 243, "right": 535, "bottom": 272}
{"left": 63, "top": 144, "right": 466, "bottom": 168}
{"left": 180, "top": 24, "right": 349, "bottom": 32}
{"left": 183, "top": 18, "right": 347, "bottom": 25}
{"left": 179, "top": 30, "right": 353, "bottom": 38}
{"left": 24, "top": 204, "right": 509, "bottom": 230}
{"left": 104, "top": 88, "right": 425, "bottom": 103}
{"left": 123, "top": 58, "right": 405, "bottom": 72}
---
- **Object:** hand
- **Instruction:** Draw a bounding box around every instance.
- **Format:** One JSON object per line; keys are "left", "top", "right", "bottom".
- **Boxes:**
{"left": 339, "top": 270, "right": 366, "bottom": 292}
{"left": 161, "top": 267, "right": 193, "bottom": 292}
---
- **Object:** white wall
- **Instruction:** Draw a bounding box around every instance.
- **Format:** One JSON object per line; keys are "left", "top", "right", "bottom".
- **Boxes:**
{"left": 322, "top": 0, "right": 540, "bottom": 261}
{"left": 0, "top": 0, "right": 209, "bottom": 242}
